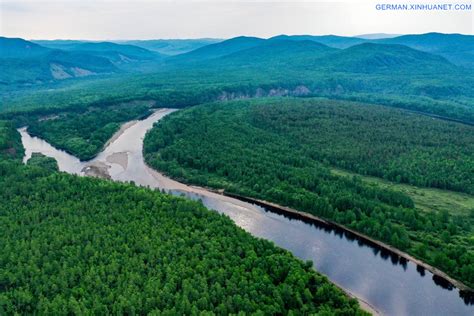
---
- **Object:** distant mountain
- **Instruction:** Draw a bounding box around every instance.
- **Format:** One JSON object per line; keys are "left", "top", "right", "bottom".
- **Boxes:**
{"left": 0, "top": 37, "right": 117, "bottom": 84}
{"left": 170, "top": 36, "right": 265, "bottom": 63}
{"left": 34, "top": 40, "right": 162, "bottom": 63}
{"left": 376, "top": 33, "right": 474, "bottom": 68}
{"left": 216, "top": 39, "right": 336, "bottom": 66}
{"left": 268, "top": 33, "right": 474, "bottom": 68}
{"left": 117, "top": 39, "right": 222, "bottom": 55}
{"left": 0, "top": 37, "right": 50, "bottom": 58}
{"left": 65, "top": 42, "right": 161, "bottom": 66}
{"left": 3, "top": 34, "right": 469, "bottom": 86}
{"left": 157, "top": 35, "right": 461, "bottom": 78}
{"left": 319, "top": 43, "right": 457, "bottom": 74}
{"left": 173, "top": 36, "right": 455, "bottom": 75}
{"left": 356, "top": 33, "right": 401, "bottom": 40}
{"left": 32, "top": 40, "right": 86, "bottom": 50}
{"left": 269, "top": 35, "right": 366, "bottom": 49}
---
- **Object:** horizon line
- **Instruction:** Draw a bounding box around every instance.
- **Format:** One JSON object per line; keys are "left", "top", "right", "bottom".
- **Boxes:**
{"left": 10, "top": 31, "right": 471, "bottom": 42}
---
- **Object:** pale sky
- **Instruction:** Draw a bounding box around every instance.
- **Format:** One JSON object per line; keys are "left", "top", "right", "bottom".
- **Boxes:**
{"left": 1, "top": 0, "right": 473, "bottom": 40}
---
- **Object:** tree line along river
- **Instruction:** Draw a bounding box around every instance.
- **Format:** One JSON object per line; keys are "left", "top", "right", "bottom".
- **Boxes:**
{"left": 19, "top": 108, "right": 474, "bottom": 315}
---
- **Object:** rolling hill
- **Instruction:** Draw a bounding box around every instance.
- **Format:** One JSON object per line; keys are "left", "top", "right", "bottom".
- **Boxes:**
{"left": 34, "top": 40, "right": 162, "bottom": 64}
{"left": 0, "top": 37, "right": 117, "bottom": 84}
{"left": 62, "top": 42, "right": 159, "bottom": 60}
{"left": 268, "top": 33, "right": 474, "bottom": 68}
{"left": 376, "top": 33, "right": 474, "bottom": 68}
{"left": 218, "top": 39, "right": 336, "bottom": 65}
{"left": 169, "top": 36, "right": 265, "bottom": 63}
{"left": 318, "top": 42, "right": 457, "bottom": 73}
{"left": 0, "top": 37, "right": 51, "bottom": 58}
{"left": 118, "top": 39, "right": 222, "bottom": 55}
{"left": 32, "top": 39, "right": 87, "bottom": 50}
{"left": 170, "top": 37, "right": 459, "bottom": 75}
{"left": 2, "top": 34, "right": 472, "bottom": 124}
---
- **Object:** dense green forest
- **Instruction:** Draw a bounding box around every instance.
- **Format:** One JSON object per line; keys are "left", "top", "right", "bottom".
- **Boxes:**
{"left": 247, "top": 99, "right": 474, "bottom": 194}
{"left": 26, "top": 152, "right": 59, "bottom": 172}
{"left": 3, "top": 67, "right": 474, "bottom": 122}
{"left": 3, "top": 37, "right": 474, "bottom": 125}
{"left": 2, "top": 35, "right": 474, "bottom": 163}
{"left": 2, "top": 33, "right": 474, "bottom": 308}
{"left": 0, "top": 121, "right": 24, "bottom": 159}
{"left": 143, "top": 99, "right": 474, "bottom": 288}
{"left": 4, "top": 69, "right": 474, "bottom": 163}
{"left": 0, "top": 111, "right": 366, "bottom": 314}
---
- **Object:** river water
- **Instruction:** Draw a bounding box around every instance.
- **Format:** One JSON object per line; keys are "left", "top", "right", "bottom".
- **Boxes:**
{"left": 19, "top": 108, "right": 473, "bottom": 315}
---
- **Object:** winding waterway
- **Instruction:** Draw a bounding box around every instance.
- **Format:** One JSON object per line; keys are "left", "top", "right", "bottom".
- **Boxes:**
{"left": 19, "top": 108, "right": 474, "bottom": 315}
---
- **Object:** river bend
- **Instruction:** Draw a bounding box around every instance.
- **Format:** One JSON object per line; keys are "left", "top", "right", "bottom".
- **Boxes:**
{"left": 19, "top": 108, "right": 474, "bottom": 316}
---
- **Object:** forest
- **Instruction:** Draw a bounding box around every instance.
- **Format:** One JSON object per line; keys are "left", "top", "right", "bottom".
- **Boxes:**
{"left": 3, "top": 67, "right": 474, "bottom": 123}
{"left": 7, "top": 75, "right": 473, "bottom": 163}
{"left": 26, "top": 153, "right": 59, "bottom": 172}
{"left": 2, "top": 34, "right": 474, "bottom": 166}
{"left": 0, "top": 120, "right": 23, "bottom": 159}
{"left": 143, "top": 98, "right": 474, "bottom": 288}
{"left": 248, "top": 99, "right": 474, "bottom": 194}
{"left": 2, "top": 33, "right": 474, "bottom": 313}
{"left": 0, "top": 110, "right": 366, "bottom": 315}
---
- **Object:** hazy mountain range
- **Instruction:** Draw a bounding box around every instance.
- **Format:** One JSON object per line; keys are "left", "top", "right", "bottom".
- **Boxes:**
{"left": 1, "top": 32, "right": 473, "bottom": 85}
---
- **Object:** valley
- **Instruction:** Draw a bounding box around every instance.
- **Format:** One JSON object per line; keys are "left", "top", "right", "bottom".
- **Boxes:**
{"left": 143, "top": 99, "right": 474, "bottom": 291}
{"left": 18, "top": 108, "right": 474, "bottom": 315}
{"left": 1, "top": 29, "right": 474, "bottom": 315}
{"left": 2, "top": 113, "right": 367, "bottom": 315}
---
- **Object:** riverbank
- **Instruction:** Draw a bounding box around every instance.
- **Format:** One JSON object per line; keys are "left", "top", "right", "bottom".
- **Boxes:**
{"left": 20, "top": 109, "right": 474, "bottom": 315}
{"left": 221, "top": 192, "right": 474, "bottom": 293}
{"left": 44, "top": 108, "right": 473, "bottom": 294}
{"left": 139, "top": 159, "right": 473, "bottom": 294}
{"left": 343, "top": 289, "right": 380, "bottom": 316}
{"left": 103, "top": 120, "right": 138, "bottom": 149}
{"left": 142, "top": 164, "right": 381, "bottom": 315}
{"left": 102, "top": 108, "right": 167, "bottom": 153}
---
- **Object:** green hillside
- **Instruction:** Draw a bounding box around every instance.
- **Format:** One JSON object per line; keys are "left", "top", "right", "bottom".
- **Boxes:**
{"left": 170, "top": 36, "right": 265, "bottom": 63}
{"left": 209, "top": 40, "right": 459, "bottom": 74}
{"left": 0, "top": 37, "right": 117, "bottom": 84}
{"left": 0, "top": 37, "right": 50, "bottom": 58}
{"left": 321, "top": 43, "right": 457, "bottom": 74}
{"left": 216, "top": 39, "right": 336, "bottom": 66}
{"left": 271, "top": 33, "right": 474, "bottom": 68}
{"left": 2, "top": 34, "right": 474, "bottom": 161}
{"left": 377, "top": 33, "right": 474, "bottom": 68}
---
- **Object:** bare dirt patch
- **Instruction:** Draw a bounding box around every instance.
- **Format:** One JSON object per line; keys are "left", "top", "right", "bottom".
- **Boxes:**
{"left": 106, "top": 152, "right": 128, "bottom": 169}
{"left": 82, "top": 161, "right": 111, "bottom": 179}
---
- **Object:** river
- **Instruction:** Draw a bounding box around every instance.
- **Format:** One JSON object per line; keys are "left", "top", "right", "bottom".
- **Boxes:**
{"left": 19, "top": 108, "right": 474, "bottom": 315}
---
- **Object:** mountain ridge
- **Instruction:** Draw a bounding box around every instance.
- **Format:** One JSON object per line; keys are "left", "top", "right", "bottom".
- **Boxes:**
{"left": 165, "top": 36, "right": 460, "bottom": 75}
{"left": 0, "top": 37, "right": 117, "bottom": 84}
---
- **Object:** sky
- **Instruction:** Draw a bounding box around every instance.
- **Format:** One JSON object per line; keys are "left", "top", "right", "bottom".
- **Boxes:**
{"left": 1, "top": 0, "right": 473, "bottom": 40}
